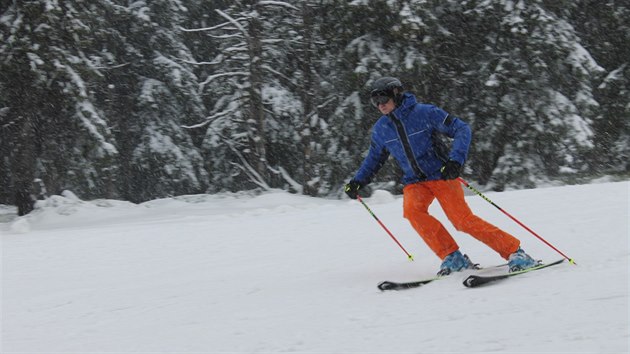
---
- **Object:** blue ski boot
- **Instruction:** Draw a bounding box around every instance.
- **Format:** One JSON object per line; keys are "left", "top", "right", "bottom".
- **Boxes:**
{"left": 437, "top": 250, "right": 477, "bottom": 276}
{"left": 507, "top": 248, "right": 540, "bottom": 272}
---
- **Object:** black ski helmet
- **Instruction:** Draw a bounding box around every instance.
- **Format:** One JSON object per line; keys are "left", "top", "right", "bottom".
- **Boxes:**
{"left": 370, "top": 76, "right": 404, "bottom": 107}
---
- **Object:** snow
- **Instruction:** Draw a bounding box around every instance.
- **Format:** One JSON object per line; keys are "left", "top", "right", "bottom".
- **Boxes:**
{"left": 1, "top": 181, "right": 628, "bottom": 353}
{"left": 567, "top": 41, "right": 605, "bottom": 75}
{"left": 599, "top": 64, "right": 627, "bottom": 89}
{"left": 74, "top": 100, "right": 118, "bottom": 156}
{"left": 257, "top": 1, "right": 299, "bottom": 11}
{"left": 545, "top": 89, "right": 593, "bottom": 147}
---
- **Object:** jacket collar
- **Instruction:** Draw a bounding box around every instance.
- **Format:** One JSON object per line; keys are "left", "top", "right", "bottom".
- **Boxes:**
{"left": 390, "top": 92, "right": 417, "bottom": 120}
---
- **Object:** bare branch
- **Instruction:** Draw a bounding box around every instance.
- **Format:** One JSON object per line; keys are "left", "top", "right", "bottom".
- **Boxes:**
{"left": 227, "top": 143, "right": 270, "bottom": 190}
{"left": 261, "top": 64, "right": 298, "bottom": 89}
{"left": 215, "top": 9, "right": 248, "bottom": 37}
{"left": 257, "top": 1, "right": 299, "bottom": 11}
{"left": 178, "top": 18, "right": 247, "bottom": 33}
{"left": 199, "top": 71, "right": 250, "bottom": 92}
{"left": 182, "top": 105, "right": 239, "bottom": 129}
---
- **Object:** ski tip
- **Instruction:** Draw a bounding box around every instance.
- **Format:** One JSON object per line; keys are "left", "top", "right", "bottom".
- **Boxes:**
{"left": 463, "top": 258, "right": 566, "bottom": 288}
{"left": 377, "top": 281, "right": 394, "bottom": 291}
{"left": 462, "top": 276, "right": 477, "bottom": 288}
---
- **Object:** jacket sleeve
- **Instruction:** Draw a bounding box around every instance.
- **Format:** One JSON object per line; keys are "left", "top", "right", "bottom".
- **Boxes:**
{"left": 430, "top": 106, "right": 471, "bottom": 165}
{"left": 353, "top": 131, "right": 390, "bottom": 185}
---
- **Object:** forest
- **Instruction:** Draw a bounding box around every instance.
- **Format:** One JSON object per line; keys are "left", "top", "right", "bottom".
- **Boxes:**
{"left": 1, "top": 0, "right": 628, "bottom": 215}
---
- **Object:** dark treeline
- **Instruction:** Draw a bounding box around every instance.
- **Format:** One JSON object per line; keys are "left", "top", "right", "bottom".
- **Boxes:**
{"left": 1, "top": 0, "right": 628, "bottom": 215}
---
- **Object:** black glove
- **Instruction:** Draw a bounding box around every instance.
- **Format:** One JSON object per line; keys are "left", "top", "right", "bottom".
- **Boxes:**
{"left": 440, "top": 160, "right": 462, "bottom": 180}
{"left": 344, "top": 180, "right": 363, "bottom": 199}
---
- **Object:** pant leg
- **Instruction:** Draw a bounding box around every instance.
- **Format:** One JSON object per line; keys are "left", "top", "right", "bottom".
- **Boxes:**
{"left": 431, "top": 179, "right": 520, "bottom": 259}
{"left": 403, "top": 182, "right": 459, "bottom": 260}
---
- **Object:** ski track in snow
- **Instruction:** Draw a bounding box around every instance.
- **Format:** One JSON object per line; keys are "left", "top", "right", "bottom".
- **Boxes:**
{"left": 1, "top": 181, "right": 628, "bottom": 353}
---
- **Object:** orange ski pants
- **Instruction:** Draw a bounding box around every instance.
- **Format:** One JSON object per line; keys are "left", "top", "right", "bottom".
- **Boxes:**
{"left": 403, "top": 179, "right": 520, "bottom": 260}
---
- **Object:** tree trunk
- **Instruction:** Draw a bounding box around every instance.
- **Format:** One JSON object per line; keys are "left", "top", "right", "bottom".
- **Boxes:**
{"left": 13, "top": 114, "right": 36, "bottom": 216}
{"left": 248, "top": 13, "right": 268, "bottom": 184}
{"left": 300, "top": 3, "right": 318, "bottom": 196}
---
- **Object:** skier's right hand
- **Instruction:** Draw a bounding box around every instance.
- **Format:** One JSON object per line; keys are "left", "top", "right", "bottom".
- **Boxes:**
{"left": 344, "top": 180, "right": 363, "bottom": 199}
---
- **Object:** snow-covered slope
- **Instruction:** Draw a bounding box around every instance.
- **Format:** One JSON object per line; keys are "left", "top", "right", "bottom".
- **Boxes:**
{"left": 2, "top": 181, "right": 628, "bottom": 353}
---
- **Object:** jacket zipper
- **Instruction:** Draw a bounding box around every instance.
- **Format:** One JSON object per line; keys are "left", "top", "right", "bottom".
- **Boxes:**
{"left": 388, "top": 112, "right": 427, "bottom": 181}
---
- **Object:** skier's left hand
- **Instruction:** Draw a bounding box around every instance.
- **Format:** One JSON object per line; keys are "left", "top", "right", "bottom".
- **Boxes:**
{"left": 440, "top": 160, "right": 462, "bottom": 180}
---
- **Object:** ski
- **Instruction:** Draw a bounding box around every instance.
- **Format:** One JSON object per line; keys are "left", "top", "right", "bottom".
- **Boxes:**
{"left": 462, "top": 259, "right": 565, "bottom": 288}
{"left": 378, "top": 276, "right": 441, "bottom": 291}
{"left": 378, "top": 263, "right": 508, "bottom": 291}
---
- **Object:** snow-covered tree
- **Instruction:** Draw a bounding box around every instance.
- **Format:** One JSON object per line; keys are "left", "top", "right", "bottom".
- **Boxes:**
{"left": 568, "top": 1, "right": 630, "bottom": 173}
{"left": 181, "top": 0, "right": 339, "bottom": 195}
{"left": 0, "top": 1, "right": 118, "bottom": 214}
{"left": 182, "top": 1, "right": 283, "bottom": 191}
{"left": 0, "top": 0, "right": 209, "bottom": 211}
{"left": 95, "top": 0, "right": 209, "bottom": 202}
{"left": 264, "top": 1, "right": 342, "bottom": 196}
{"left": 456, "top": 0, "right": 605, "bottom": 189}
{"left": 1, "top": 0, "right": 627, "bottom": 212}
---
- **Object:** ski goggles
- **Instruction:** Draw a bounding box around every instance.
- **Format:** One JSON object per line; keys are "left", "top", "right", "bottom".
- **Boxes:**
{"left": 370, "top": 90, "right": 393, "bottom": 107}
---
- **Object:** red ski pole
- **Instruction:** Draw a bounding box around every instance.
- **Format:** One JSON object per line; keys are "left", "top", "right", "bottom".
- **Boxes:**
{"left": 457, "top": 177, "right": 576, "bottom": 265}
{"left": 356, "top": 195, "right": 414, "bottom": 261}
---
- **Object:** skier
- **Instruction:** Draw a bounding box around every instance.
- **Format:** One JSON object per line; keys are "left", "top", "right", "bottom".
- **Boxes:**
{"left": 344, "top": 76, "right": 538, "bottom": 275}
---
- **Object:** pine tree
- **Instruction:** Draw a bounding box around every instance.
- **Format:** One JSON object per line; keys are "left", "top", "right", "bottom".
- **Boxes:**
{"left": 263, "top": 1, "right": 342, "bottom": 196}
{"left": 568, "top": 1, "right": 630, "bottom": 174}
{"left": 182, "top": 0, "right": 315, "bottom": 192}
{"left": 449, "top": 0, "right": 604, "bottom": 189}
{"left": 0, "top": 0, "right": 210, "bottom": 212}
{"left": 0, "top": 1, "right": 118, "bottom": 214}
{"left": 2, "top": 0, "right": 626, "bottom": 210}
{"left": 94, "top": 0, "right": 209, "bottom": 202}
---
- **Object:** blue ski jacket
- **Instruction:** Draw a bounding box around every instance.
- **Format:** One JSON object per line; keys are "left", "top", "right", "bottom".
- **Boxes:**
{"left": 353, "top": 92, "right": 471, "bottom": 186}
